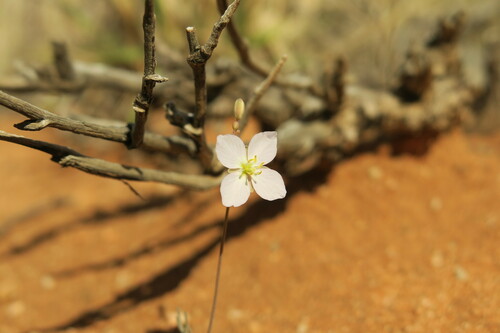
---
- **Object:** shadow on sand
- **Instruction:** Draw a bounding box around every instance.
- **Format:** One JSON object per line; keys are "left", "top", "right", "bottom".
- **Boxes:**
{"left": 30, "top": 165, "right": 331, "bottom": 332}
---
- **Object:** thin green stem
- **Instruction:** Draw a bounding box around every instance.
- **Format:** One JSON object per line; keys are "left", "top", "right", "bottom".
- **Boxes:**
{"left": 207, "top": 206, "right": 230, "bottom": 333}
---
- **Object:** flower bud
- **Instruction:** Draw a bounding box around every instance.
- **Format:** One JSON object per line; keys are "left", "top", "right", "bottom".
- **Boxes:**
{"left": 234, "top": 98, "right": 245, "bottom": 121}
{"left": 232, "top": 120, "right": 240, "bottom": 133}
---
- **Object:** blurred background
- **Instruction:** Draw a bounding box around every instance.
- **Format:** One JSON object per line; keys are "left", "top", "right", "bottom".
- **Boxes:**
{"left": 0, "top": 1, "right": 499, "bottom": 332}
{"left": 1, "top": 0, "right": 498, "bottom": 85}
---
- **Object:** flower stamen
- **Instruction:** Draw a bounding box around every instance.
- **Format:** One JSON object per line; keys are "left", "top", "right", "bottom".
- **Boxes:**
{"left": 240, "top": 155, "right": 264, "bottom": 177}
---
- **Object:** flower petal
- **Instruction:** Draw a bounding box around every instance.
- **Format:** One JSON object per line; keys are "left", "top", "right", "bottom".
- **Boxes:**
{"left": 251, "top": 168, "right": 286, "bottom": 201}
{"left": 220, "top": 172, "right": 251, "bottom": 207}
{"left": 215, "top": 134, "right": 247, "bottom": 169}
{"left": 247, "top": 131, "right": 277, "bottom": 165}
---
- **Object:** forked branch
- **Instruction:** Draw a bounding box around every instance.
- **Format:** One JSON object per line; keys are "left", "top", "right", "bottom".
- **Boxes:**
{"left": 216, "top": 0, "right": 321, "bottom": 96}
{"left": 184, "top": 0, "right": 241, "bottom": 172}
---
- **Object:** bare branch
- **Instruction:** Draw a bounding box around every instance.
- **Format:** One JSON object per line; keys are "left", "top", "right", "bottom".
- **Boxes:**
{"left": 0, "top": 9, "right": 485, "bottom": 186}
{"left": 130, "top": 0, "right": 168, "bottom": 148}
{"left": 185, "top": 26, "right": 207, "bottom": 129}
{"left": 186, "top": 0, "right": 240, "bottom": 127}
{"left": 0, "top": 61, "right": 142, "bottom": 94}
{"left": 184, "top": 0, "right": 241, "bottom": 172}
{"left": 216, "top": 0, "right": 268, "bottom": 78}
{"left": 239, "top": 55, "right": 288, "bottom": 133}
{"left": 203, "top": 0, "right": 240, "bottom": 57}
{"left": 0, "top": 130, "right": 222, "bottom": 190}
{"left": 184, "top": 27, "right": 213, "bottom": 172}
{"left": 278, "top": 79, "right": 473, "bottom": 175}
{"left": 0, "top": 130, "right": 84, "bottom": 158}
{"left": 0, "top": 90, "right": 195, "bottom": 155}
{"left": 216, "top": 0, "right": 322, "bottom": 96}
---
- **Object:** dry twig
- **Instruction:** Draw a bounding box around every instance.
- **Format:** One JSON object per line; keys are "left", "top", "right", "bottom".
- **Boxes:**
{"left": 0, "top": 8, "right": 487, "bottom": 189}
{"left": 216, "top": 0, "right": 322, "bottom": 96}
{"left": 0, "top": 130, "right": 222, "bottom": 189}
{"left": 130, "top": 0, "right": 168, "bottom": 148}
{"left": 239, "top": 55, "right": 288, "bottom": 133}
{"left": 183, "top": 0, "right": 241, "bottom": 172}
{"left": 0, "top": 90, "right": 194, "bottom": 155}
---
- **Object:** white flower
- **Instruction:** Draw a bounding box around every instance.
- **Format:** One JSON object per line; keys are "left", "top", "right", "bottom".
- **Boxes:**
{"left": 215, "top": 131, "right": 287, "bottom": 207}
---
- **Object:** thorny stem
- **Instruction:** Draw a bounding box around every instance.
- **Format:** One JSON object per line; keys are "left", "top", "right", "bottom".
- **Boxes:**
{"left": 207, "top": 206, "right": 230, "bottom": 333}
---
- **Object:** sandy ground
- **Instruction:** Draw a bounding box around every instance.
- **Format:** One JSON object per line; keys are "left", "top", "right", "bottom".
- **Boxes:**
{"left": 0, "top": 112, "right": 499, "bottom": 333}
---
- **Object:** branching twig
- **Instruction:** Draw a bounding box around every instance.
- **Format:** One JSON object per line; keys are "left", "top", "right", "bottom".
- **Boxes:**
{"left": 130, "top": 0, "right": 168, "bottom": 148}
{"left": 216, "top": 0, "right": 269, "bottom": 79}
{"left": 216, "top": 0, "right": 322, "bottom": 96}
{"left": 0, "top": 90, "right": 195, "bottom": 155}
{"left": 0, "top": 9, "right": 484, "bottom": 187}
{"left": 239, "top": 55, "right": 288, "bottom": 133}
{"left": 0, "top": 130, "right": 222, "bottom": 190}
{"left": 184, "top": 0, "right": 240, "bottom": 172}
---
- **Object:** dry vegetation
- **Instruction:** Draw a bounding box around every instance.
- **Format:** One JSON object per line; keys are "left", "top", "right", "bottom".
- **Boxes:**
{"left": 1, "top": 0, "right": 498, "bottom": 180}
{"left": 0, "top": 0, "right": 499, "bottom": 332}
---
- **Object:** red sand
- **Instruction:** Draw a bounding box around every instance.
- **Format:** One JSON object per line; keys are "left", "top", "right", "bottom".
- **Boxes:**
{"left": 1, "top": 118, "right": 499, "bottom": 332}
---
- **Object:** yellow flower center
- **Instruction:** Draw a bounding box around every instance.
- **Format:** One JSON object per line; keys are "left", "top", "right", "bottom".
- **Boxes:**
{"left": 240, "top": 155, "right": 263, "bottom": 176}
